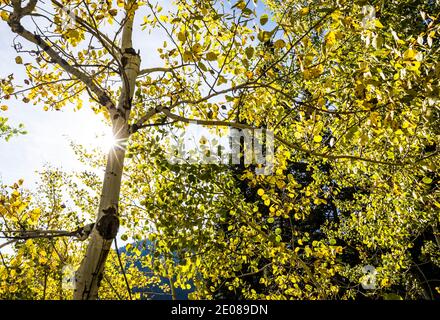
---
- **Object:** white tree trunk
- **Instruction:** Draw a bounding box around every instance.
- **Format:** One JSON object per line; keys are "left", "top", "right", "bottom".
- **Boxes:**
{"left": 73, "top": 128, "right": 128, "bottom": 299}
{"left": 73, "top": 3, "right": 140, "bottom": 299}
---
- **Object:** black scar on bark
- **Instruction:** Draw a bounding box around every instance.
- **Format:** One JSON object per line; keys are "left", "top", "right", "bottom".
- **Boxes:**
{"left": 122, "top": 48, "right": 138, "bottom": 67}
{"left": 99, "top": 95, "right": 111, "bottom": 107}
{"left": 124, "top": 48, "right": 137, "bottom": 55}
{"left": 103, "top": 207, "right": 117, "bottom": 215}
{"left": 96, "top": 207, "right": 119, "bottom": 240}
{"left": 121, "top": 56, "right": 129, "bottom": 67}
{"left": 130, "top": 123, "right": 139, "bottom": 133}
{"left": 13, "top": 23, "right": 25, "bottom": 34}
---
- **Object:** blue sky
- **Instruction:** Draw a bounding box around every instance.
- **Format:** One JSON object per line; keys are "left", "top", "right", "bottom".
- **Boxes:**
{"left": 0, "top": 14, "right": 115, "bottom": 186}
{"left": 0, "top": 12, "right": 150, "bottom": 250}
{"left": 0, "top": 2, "right": 170, "bottom": 187}
{"left": 0, "top": 0, "right": 273, "bottom": 254}
{"left": 0, "top": 0, "right": 272, "bottom": 187}
{"left": 0, "top": 0, "right": 204, "bottom": 252}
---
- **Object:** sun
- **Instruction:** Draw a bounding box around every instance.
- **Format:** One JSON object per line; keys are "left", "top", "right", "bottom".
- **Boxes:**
{"left": 72, "top": 110, "right": 129, "bottom": 154}
{"left": 100, "top": 132, "right": 118, "bottom": 152}
{"left": 96, "top": 127, "right": 128, "bottom": 154}
{"left": 76, "top": 125, "right": 117, "bottom": 154}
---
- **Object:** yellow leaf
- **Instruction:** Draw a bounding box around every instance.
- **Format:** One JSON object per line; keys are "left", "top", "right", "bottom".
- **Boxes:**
{"left": 1, "top": 11, "right": 9, "bottom": 21}
{"left": 380, "top": 278, "right": 390, "bottom": 287}
{"left": 274, "top": 39, "right": 286, "bottom": 49}
{"left": 303, "top": 69, "right": 312, "bottom": 79}
{"left": 0, "top": 105, "right": 8, "bottom": 111}
{"left": 205, "top": 52, "right": 218, "bottom": 61}
{"left": 217, "top": 76, "right": 227, "bottom": 86}
{"left": 245, "top": 46, "right": 254, "bottom": 59}
{"left": 15, "top": 56, "right": 23, "bottom": 64}
{"left": 236, "top": 0, "right": 246, "bottom": 10}
{"left": 260, "top": 14, "right": 269, "bottom": 26}
{"left": 109, "top": 9, "right": 118, "bottom": 16}
{"left": 374, "top": 20, "right": 384, "bottom": 29}
{"left": 199, "top": 136, "right": 207, "bottom": 145}
{"left": 257, "top": 189, "right": 265, "bottom": 196}
{"left": 422, "top": 177, "right": 432, "bottom": 184}
{"left": 192, "top": 43, "right": 202, "bottom": 54}
{"left": 403, "top": 48, "right": 416, "bottom": 61}
{"left": 313, "top": 135, "right": 323, "bottom": 143}
{"left": 299, "top": 7, "right": 309, "bottom": 16}
{"left": 183, "top": 51, "right": 193, "bottom": 62}
{"left": 325, "top": 31, "right": 336, "bottom": 47}
{"left": 177, "top": 31, "right": 187, "bottom": 42}
{"left": 276, "top": 180, "right": 286, "bottom": 189}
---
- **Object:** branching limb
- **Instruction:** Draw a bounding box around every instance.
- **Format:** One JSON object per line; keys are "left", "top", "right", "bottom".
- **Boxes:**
{"left": 131, "top": 81, "right": 255, "bottom": 131}
{"left": 138, "top": 64, "right": 192, "bottom": 77}
{"left": 159, "top": 109, "right": 433, "bottom": 166}
{"left": 0, "top": 223, "right": 95, "bottom": 246}
{"left": 7, "top": 0, "right": 117, "bottom": 116}
{"left": 114, "top": 238, "right": 132, "bottom": 300}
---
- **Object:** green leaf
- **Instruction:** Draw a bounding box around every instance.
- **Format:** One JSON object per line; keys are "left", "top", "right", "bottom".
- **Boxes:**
{"left": 257, "top": 31, "right": 272, "bottom": 42}
{"left": 383, "top": 293, "right": 403, "bottom": 300}
{"left": 198, "top": 61, "right": 208, "bottom": 72}
{"left": 260, "top": 14, "right": 269, "bottom": 26}
{"left": 206, "top": 52, "right": 218, "bottom": 61}
{"left": 242, "top": 8, "right": 254, "bottom": 16}
{"left": 274, "top": 39, "right": 286, "bottom": 49}
{"left": 245, "top": 46, "right": 255, "bottom": 59}
{"left": 422, "top": 177, "right": 433, "bottom": 184}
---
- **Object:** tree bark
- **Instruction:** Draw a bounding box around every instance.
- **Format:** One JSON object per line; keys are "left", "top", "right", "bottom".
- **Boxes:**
{"left": 73, "top": 2, "right": 140, "bottom": 300}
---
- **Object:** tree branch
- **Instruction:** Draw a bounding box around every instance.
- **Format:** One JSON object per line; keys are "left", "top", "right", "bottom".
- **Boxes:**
{"left": 114, "top": 238, "right": 132, "bottom": 300}
{"left": 50, "top": 0, "right": 122, "bottom": 60}
{"left": 0, "top": 223, "right": 95, "bottom": 243}
{"left": 160, "top": 109, "right": 430, "bottom": 166}
{"left": 131, "top": 81, "right": 255, "bottom": 131}
{"left": 7, "top": 0, "right": 117, "bottom": 116}
{"left": 138, "top": 64, "right": 191, "bottom": 77}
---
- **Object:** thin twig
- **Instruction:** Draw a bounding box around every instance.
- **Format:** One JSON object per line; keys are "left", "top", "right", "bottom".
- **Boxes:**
{"left": 114, "top": 237, "right": 132, "bottom": 300}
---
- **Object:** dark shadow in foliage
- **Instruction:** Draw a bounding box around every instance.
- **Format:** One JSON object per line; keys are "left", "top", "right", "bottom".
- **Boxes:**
{"left": 119, "top": 240, "right": 194, "bottom": 300}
